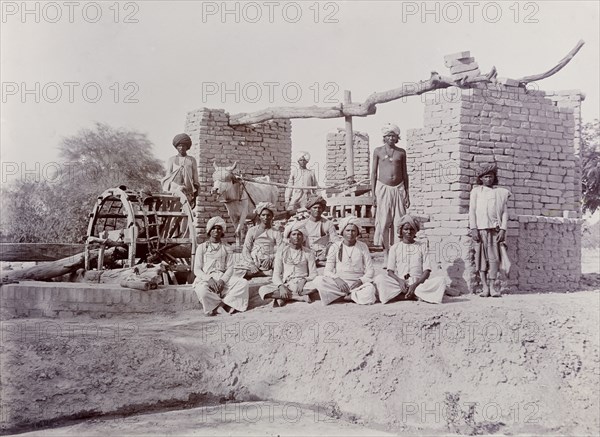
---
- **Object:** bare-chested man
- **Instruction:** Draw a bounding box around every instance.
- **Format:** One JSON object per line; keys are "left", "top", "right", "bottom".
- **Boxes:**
{"left": 371, "top": 123, "right": 410, "bottom": 264}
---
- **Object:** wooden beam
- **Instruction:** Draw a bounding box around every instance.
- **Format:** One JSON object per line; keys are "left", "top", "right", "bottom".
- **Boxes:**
{"left": 228, "top": 40, "right": 584, "bottom": 126}
{"left": 344, "top": 90, "right": 354, "bottom": 180}
{"left": 0, "top": 243, "right": 85, "bottom": 262}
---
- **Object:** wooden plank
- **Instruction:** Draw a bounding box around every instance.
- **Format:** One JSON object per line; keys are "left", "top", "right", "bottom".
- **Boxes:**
{"left": 0, "top": 243, "right": 85, "bottom": 262}
{"left": 327, "top": 196, "right": 374, "bottom": 206}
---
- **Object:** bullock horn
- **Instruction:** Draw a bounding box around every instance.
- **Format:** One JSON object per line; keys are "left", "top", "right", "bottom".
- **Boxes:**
{"left": 228, "top": 161, "right": 238, "bottom": 171}
{"left": 213, "top": 161, "right": 218, "bottom": 170}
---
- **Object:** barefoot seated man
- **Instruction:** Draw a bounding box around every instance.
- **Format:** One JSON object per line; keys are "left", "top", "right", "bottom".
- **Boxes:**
{"left": 469, "top": 163, "right": 511, "bottom": 297}
{"left": 237, "top": 202, "right": 283, "bottom": 279}
{"left": 258, "top": 221, "right": 318, "bottom": 307}
{"left": 374, "top": 215, "right": 448, "bottom": 304}
{"left": 161, "top": 133, "right": 200, "bottom": 207}
{"left": 194, "top": 216, "right": 249, "bottom": 316}
{"left": 285, "top": 195, "right": 339, "bottom": 267}
{"left": 312, "top": 216, "right": 377, "bottom": 305}
{"left": 372, "top": 123, "right": 410, "bottom": 265}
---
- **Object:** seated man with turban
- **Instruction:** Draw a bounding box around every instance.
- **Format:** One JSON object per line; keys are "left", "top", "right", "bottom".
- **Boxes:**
{"left": 312, "top": 215, "right": 377, "bottom": 305}
{"left": 374, "top": 215, "right": 448, "bottom": 304}
{"left": 285, "top": 195, "right": 339, "bottom": 267}
{"left": 161, "top": 133, "right": 200, "bottom": 207}
{"left": 285, "top": 151, "right": 318, "bottom": 214}
{"left": 258, "top": 221, "right": 318, "bottom": 307}
{"left": 237, "top": 202, "right": 283, "bottom": 279}
{"left": 194, "top": 216, "right": 249, "bottom": 315}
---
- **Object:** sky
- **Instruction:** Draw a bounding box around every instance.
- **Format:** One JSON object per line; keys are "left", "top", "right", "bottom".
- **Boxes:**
{"left": 1, "top": 0, "right": 599, "bottom": 186}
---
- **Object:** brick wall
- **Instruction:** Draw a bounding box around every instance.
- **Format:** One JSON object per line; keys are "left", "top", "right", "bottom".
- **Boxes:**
{"left": 184, "top": 108, "right": 292, "bottom": 243}
{"left": 326, "top": 129, "right": 370, "bottom": 186}
{"left": 407, "top": 83, "right": 583, "bottom": 293}
{"left": 511, "top": 216, "right": 582, "bottom": 292}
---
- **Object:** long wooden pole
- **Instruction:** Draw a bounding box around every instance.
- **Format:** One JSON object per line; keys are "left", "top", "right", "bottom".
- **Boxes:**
{"left": 344, "top": 90, "right": 354, "bottom": 180}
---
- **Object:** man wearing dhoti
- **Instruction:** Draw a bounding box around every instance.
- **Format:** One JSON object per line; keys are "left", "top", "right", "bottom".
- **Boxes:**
{"left": 161, "top": 133, "right": 200, "bottom": 207}
{"left": 285, "top": 151, "right": 318, "bottom": 214}
{"left": 374, "top": 215, "right": 448, "bottom": 304}
{"left": 371, "top": 124, "right": 410, "bottom": 265}
{"left": 194, "top": 216, "right": 249, "bottom": 315}
{"left": 237, "top": 202, "right": 283, "bottom": 279}
{"left": 258, "top": 222, "right": 318, "bottom": 307}
{"left": 285, "top": 195, "right": 339, "bottom": 266}
{"left": 312, "top": 216, "right": 377, "bottom": 305}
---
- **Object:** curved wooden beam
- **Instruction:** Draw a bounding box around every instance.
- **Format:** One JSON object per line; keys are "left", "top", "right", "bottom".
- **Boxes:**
{"left": 229, "top": 41, "right": 584, "bottom": 126}
{"left": 516, "top": 39, "right": 585, "bottom": 84}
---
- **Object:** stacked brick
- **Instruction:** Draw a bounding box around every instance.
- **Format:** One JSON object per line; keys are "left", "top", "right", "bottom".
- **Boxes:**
{"left": 326, "top": 129, "right": 370, "bottom": 186}
{"left": 184, "top": 108, "right": 292, "bottom": 243}
{"left": 407, "top": 75, "right": 583, "bottom": 293}
{"left": 513, "top": 216, "right": 582, "bottom": 292}
{"left": 445, "top": 51, "right": 480, "bottom": 82}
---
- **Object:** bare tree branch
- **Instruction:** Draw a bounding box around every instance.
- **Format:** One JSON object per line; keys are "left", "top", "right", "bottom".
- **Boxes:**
{"left": 229, "top": 41, "right": 583, "bottom": 126}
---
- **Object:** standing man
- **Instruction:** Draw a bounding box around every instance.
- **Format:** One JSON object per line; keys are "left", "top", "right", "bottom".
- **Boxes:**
{"left": 285, "top": 151, "right": 318, "bottom": 214}
{"left": 371, "top": 123, "right": 410, "bottom": 264}
{"left": 161, "top": 133, "right": 200, "bottom": 207}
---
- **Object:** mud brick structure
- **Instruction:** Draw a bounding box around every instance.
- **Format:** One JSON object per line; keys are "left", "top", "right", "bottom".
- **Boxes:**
{"left": 184, "top": 108, "right": 292, "bottom": 242}
{"left": 326, "top": 129, "right": 370, "bottom": 185}
{"left": 406, "top": 83, "right": 584, "bottom": 293}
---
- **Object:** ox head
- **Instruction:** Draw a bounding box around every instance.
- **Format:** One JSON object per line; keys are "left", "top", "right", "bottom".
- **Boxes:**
{"left": 211, "top": 161, "right": 240, "bottom": 200}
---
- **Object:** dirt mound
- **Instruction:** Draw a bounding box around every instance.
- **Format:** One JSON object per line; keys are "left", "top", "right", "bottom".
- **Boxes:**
{"left": 1, "top": 291, "right": 599, "bottom": 435}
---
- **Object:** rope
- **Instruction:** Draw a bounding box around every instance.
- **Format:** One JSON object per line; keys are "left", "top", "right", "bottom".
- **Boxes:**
{"left": 237, "top": 176, "right": 371, "bottom": 191}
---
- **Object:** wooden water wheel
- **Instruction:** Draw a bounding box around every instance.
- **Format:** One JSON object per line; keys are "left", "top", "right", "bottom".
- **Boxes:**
{"left": 84, "top": 186, "right": 197, "bottom": 284}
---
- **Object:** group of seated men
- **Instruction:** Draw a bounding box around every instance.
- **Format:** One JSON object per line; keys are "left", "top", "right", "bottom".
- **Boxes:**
{"left": 193, "top": 195, "right": 450, "bottom": 316}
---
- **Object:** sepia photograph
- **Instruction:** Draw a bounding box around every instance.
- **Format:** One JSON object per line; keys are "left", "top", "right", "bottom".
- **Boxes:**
{"left": 1, "top": 1, "right": 599, "bottom": 435}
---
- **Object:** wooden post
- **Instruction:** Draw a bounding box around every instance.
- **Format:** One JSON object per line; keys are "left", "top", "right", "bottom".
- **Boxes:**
{"left": 344, "top": 90, "right": 354, "bottom": 181}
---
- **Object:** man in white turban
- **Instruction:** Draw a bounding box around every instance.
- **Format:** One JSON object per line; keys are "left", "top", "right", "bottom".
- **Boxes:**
{"left": 194, "top": 216, "right": 249, "bottom": 315}
{"left": 312, "top": 215, "right": 376, "bottom": 305}
{"left": 371, "top": 123, "right": 410, "bottom": 266}
{"left": 285, "top": 151, "right": 318, "bottom": 214}
{"left": 258, "top": 221, "right": 318, "bottom": 307}
{"left": 373, "top": 215, "right": 449, "bottom": 304}
{"left": 236, "top": 202, "right": 283, "bottom": 279}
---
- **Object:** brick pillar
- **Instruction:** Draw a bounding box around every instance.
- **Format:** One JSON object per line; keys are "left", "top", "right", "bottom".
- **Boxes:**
{"left": 184, "top": 108, "right": 292, "bottom": 243}
{"left": 326, "top": 129, "right": 370, "bottom": 186}
{"left": 407, "top": 81, "right": 581, "bottom": 294}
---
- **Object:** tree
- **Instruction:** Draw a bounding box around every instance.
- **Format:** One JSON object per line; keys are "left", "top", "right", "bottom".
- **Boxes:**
{"left": 581, "top": 120, "right": 600, "bottom": 214}
{"left": 1, "top": 123, "right": 164, "bottom": 243}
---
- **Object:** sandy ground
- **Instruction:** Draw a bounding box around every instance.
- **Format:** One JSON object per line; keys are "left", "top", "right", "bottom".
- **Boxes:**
{"left": 1, "top": 248, "right": 598, "bottom": 435}
{"left": 2, "top": 284, "right": 599, "bottom": 436}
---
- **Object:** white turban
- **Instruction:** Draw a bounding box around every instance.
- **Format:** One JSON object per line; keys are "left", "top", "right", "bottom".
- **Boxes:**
{"left": 284, "top": 220, "right": 307, "bottom": 239}
{"left": 206, "top": 216, "right": 227, "bottom": 235}
{"left": 338, "top": 215, "right": 362, "bottom": 235}
{"left": 381, "top": 123, "right": 401, "bottom": 136}
{"left": 295, "top": 151, "right": 311, "bottom": 162}
{"left": 254, "top": 202, "right": 276, "bottom": 216}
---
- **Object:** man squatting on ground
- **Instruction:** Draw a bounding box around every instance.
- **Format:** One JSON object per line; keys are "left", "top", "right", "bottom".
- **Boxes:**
{"left": 469, "top": 163, "right": 511, "bottom": 298}
{"left": 371, "top": 123, "right": 410, "bottom": 265}
{"left": 258, "top": 221, "right": 318, "bottom": 307}
{"left": 194, "top": 216, "right": 249, "bottom": 316}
